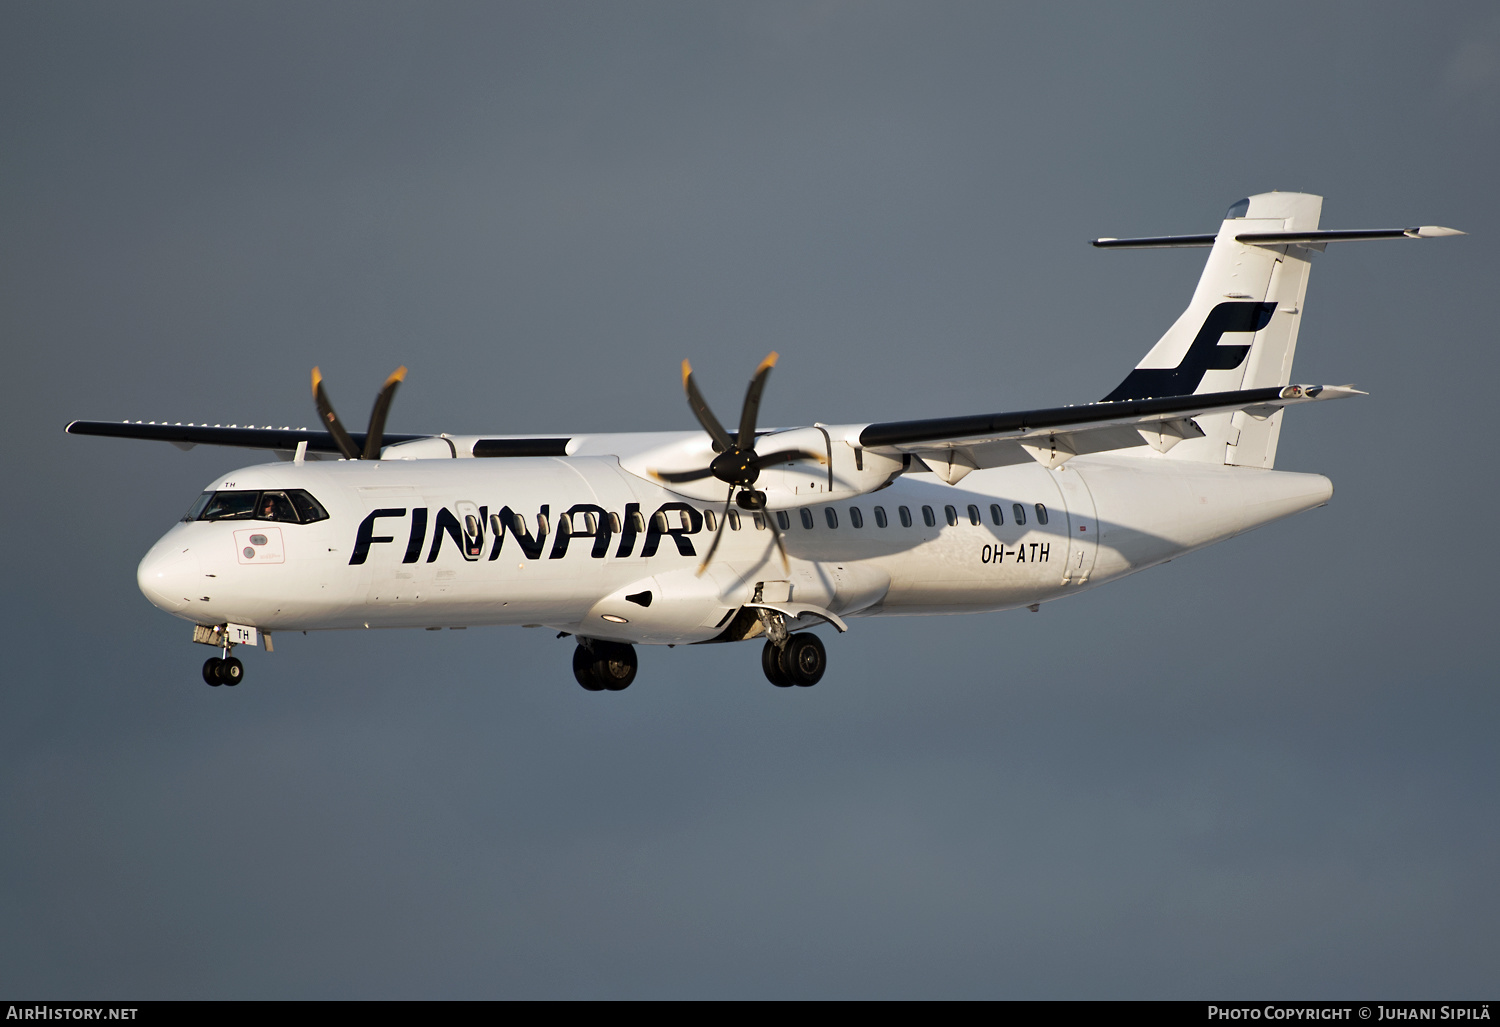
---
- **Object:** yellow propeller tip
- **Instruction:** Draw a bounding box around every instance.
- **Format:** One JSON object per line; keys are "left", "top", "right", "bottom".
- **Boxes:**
{"left": 758, "top": 352, "right": 779, "bottom": 373}
{"left": 311, "top": 367, "right": 323, "bottom": 393}
{"left": 681, "top": 359, "right": 693, "bottom": 385}
{"left": 385, "top": 365, "right": 408, "bottom": 387}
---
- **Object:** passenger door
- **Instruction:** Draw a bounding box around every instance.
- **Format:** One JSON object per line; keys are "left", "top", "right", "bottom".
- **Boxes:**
{"left": 1051, "top": 469, "right": 1098, "bottom": 585}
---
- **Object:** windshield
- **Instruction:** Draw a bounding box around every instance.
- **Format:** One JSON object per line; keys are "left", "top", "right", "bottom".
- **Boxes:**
{"left": 187, "top": 489, "right": 330, "bottom": 524}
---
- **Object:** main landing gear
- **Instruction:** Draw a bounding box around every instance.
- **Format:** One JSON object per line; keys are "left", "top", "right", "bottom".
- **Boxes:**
{"left": 761, "top": 632, "right": 826, "bottom": 688}
{"left": 202, "top": 655, "right": 243, "bottom": 686}
{"left": 573, "top": 640, "right": 638, "bottom": 692}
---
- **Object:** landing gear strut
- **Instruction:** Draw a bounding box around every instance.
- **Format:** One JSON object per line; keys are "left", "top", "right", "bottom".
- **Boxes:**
{"left": 202, "top": 656, "right": 243, "bottom": 686}
{"left": 573, "top": 640, "right": 637, "bottom": 691}
{"left": 762, "top": 632, "right": 825, "bottom": 688}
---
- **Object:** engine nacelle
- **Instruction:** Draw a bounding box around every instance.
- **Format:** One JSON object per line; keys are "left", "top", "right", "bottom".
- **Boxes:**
{"left": 617, "top": 424, "right": 905, "bottom": 508}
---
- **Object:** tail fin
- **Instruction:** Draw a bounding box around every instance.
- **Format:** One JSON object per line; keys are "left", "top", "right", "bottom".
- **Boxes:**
{"left": 1101, "top": 191, "right": 1323, "bottom": 468}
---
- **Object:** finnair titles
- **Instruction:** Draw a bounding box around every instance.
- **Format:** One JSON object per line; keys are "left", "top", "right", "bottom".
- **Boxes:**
{"left": 70, "top": 193, "right": 1461, "bottom": 691}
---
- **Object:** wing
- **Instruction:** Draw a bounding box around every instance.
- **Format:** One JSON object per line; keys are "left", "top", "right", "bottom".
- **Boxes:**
{"left": 64, "top": 420, "right": 430, "bottom": 454}
{"left": 858, "top": 384, "right": 1363, "bottom": 482}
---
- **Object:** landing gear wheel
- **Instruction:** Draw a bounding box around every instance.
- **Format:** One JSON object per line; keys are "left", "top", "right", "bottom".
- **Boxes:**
{"left": 573, "top": 642, "right": 637, "bottom": 691}
{"left": 203, "top": 657, "right": 223, "bottom": 686}
{"left": 573, "top": 645, "right": 605, "bottom": 691}
{"left": 221, "top": 657, "right": 243, "bottom": 686}
{"left": 762, "top": 640, "right": 793, "bottom": 687}
{"left": 594, "top": 642, "right": 637, "bottom": 691}
{"left": 780, "top": 632, "right": 825, "bottom": 687}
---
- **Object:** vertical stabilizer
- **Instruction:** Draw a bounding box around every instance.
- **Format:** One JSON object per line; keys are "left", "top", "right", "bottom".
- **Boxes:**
{"left": 1102, "top": 192, "right": 1322, "bottom": 468}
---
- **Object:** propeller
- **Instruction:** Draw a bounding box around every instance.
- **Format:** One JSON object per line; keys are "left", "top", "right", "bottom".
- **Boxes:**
{"left": 652, "top": 352, "right": 822, "bottom": 575}
{"left": 312, "top": 366, "right": 408, "bottom": 460}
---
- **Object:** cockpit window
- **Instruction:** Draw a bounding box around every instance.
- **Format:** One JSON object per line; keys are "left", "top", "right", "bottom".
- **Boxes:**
{"left": 193, "top": 489, "right": 330, "bottom": 524}
{"left": 257, "top": 491, "right": 299, "bottom": 522}
{"left": 183, "top": 492, "right": 214, "bottom": 522}
{"left": 199, "top": 491, "right": 260, "bottom": 521}
{"left": 288, "top": 490, "right": 329, "bottom": 523}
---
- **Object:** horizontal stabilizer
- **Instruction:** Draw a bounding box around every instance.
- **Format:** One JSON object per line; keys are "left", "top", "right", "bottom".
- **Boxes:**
{"left": 1092, "top": 234, "right": 1216, "bottom": 249}
{"left": 1094, "top": 226, "right": 1463, "bottom": 249}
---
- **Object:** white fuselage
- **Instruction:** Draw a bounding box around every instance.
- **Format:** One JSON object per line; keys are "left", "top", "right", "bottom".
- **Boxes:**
{"left": 137, "top": 440, "right": 1332, "bottom": 646}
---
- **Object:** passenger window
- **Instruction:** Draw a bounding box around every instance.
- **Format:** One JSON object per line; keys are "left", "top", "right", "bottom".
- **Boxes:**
{"left": 728, "top": 510, "right": 741, "bottom": 531}
{"left": 537, "top": 513, "right": 551, "bottom": 535}
{"left": 1035, "top": 503, "right": 1049, "bottom": 525}
{"left": 967, "top": 504, "right": 980, "bottom": 526}
{"left": 652, "top": 511, "right": 669, "bottom": 533}
{"left": 754, "top": 512, "right": 766, "bottom": 530}
{"left": 609, "top": 512, "right": 622, "bottom": 533}
{"left": 464, "top": 514, "right": 480, "bottom": 537}
{"left": 825, "top": 508, "right": 838, "bottom": 529}
{"left": 944, "top": 505, "right": 958, "bottom": 527}
{"left": 287, "top": 490, "right": 329, "bottom": 524}
{"left": 1012, "top": 503, "right": 1026, "bottom": 526}
{"left": 630, "top": 510, "right": 646, "bottom": 532}
{"left": 584, "top": 512, "right": 598, "bottom": 534}
{"left": 800, "top": 508, "right": 814, "bottom": 529}
{"left": 898, "top": 506, "right": 912, "bottom": 528}
{"left": 922, "top": 506, "right": 936, "bottom": 528}
{"left": 849, "top": 507, "right": 863, "bottom": 529}
{"left": 990, "top": 503, "right": 1003, "bottom": 525}
{"left": 183, "top": 492, "right": 214, "bottom": 522}
{"left": 777, "top": 511, "right": 791, "bottom": 530}
{"left": 874, "top": 506, "right": 887, "bottom": 528}
{"left": 557, "top": 516, "right": 573, "bottom": 538}
{"left": 704, "top": 510, "right": 717, "bottom": 532}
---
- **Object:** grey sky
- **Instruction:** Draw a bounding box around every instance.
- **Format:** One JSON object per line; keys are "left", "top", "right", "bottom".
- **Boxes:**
{"left": 2, "top": 2, "right": 1497, "bottom": 998}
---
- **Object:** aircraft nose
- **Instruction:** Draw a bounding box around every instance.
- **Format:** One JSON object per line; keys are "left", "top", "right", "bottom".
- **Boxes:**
{"left": 137, "top": 541, "right": 201, "bottom": 613}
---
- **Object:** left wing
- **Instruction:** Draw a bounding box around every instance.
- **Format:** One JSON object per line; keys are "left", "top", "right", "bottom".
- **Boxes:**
{"left": 857, "top": 384, "right": 1361, "bottom": 482}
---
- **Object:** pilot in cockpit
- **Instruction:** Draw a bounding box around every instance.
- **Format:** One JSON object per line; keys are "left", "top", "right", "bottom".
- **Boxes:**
{"left": 259, "top": 491, "right": 296, "bottom": 522}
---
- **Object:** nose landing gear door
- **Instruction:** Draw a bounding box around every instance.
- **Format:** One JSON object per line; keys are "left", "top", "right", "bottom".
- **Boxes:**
{"left": 1052, "top": 469, "right": 1098, "bottom": 585}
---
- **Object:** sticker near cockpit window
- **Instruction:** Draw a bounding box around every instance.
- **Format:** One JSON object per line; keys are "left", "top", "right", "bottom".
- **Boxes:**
{"left": 234, "top": 527, "right": 285, "bottom": 564}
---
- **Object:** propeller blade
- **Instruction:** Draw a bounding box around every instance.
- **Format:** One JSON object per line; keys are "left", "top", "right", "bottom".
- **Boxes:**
{"left": 763, "top": 508, "right": 790, "bottom": 573}
{"left": 736, "top": 351, "right": 778, "bottom": 450}
{"left": 311, "top": 367, "right": 361, "bottom": 460}
{"left": 749, "top": 448, "right": 824, "bottom": 471}
{"left": 681, "top": 360, "right": 735, "bottom": 453}
{"left": 695, "top": 488, "right": 736, "bottom": 576}
{"left": 648, "top": 465, "right": 718, "bottom": 484}
{"left": 362, "top": 365, "right": 408, "bottom": 460}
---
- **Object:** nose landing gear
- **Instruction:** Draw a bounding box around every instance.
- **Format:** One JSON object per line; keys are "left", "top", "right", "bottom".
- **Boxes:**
{"left": 573, "top": 640, "right": 638, "bottom": 691}
{"left": 762, "top": 632, "right": 825, "bottom": 688}
{"left": 202, "top": 655, "right": 243, "bottom": 686}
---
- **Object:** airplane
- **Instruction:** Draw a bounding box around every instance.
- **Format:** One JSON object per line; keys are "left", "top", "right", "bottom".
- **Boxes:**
{"left": 68, "top": 191, "right": 1460, "bottom": 691}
